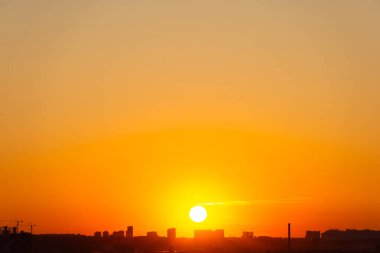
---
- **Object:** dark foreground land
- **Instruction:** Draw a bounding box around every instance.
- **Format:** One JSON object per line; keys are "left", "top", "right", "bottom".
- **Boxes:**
{"left": 1, "top": 233, "right": 380, "bottom": 253}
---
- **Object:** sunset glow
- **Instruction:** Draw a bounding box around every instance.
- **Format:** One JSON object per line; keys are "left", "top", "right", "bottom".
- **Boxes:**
{"left": 0, "top": 1, "right": 379, "bottom": 238}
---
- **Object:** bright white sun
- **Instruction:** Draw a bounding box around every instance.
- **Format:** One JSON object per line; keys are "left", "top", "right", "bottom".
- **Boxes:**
{"left": 189, "top": 205, "right": 207, "bottom": 223}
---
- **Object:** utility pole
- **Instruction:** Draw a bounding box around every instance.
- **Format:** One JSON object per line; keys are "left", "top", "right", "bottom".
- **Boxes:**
{"left": 30, "top": 224, "right": 36, "bottom": 235}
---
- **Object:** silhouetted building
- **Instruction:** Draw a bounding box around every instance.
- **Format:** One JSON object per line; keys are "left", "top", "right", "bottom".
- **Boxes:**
{"left": 11, "top": 227, "right": 17, "bottom": 234}
{"left": 1, "top": 226, "right": 10, "bottom": 237}
{"left": 94, "top": 231, "right": 101, "bottom": 238}
{"left": 305, "top": 231, "right": 320, "bottom": 241}
{"left": 242, "top": 231, "right": 254, "bottom": 239}
{"left": 118, "top": 230, "right": 125, "bottom": 238}
{"left": 322, "top": 229, "right": 380, "bottom": 240}
{"left": 167, "top": 228, "right": 176, "bottom": 241}
{"left": 112, "top": 230, "right": 125, "bottom": 238}
{"left": 147, "top": 231, "right": 159, "bottom": 239}
{"left": 194, "top": 229, "right": 224, "bottom": 240}
{"left": 126, "top": 226, "right": 133, "bottom": 238}
{"left": 103, "top": 231, "right": 109, "bottom": 238}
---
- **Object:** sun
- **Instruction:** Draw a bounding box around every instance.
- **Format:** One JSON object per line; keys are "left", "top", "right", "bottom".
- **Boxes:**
{"left": 189, "top": 205, "right": 207, "bottom": 223}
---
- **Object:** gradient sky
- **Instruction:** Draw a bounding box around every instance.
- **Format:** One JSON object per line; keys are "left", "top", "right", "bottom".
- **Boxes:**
{"left": 0, "top": 0, "right": 379, "bottom": 237}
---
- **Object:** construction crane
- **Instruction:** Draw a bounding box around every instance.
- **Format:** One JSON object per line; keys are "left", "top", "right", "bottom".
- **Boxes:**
{"left": 16, "top": 219, "right": 23, "bottom": 233}
{"left": 18, "top": 223, "right": 37, "bottom": 234}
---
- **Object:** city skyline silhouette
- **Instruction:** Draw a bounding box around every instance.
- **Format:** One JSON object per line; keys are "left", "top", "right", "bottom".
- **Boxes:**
{"left": 2, "top": 222, "right": 380, "bottom": 253}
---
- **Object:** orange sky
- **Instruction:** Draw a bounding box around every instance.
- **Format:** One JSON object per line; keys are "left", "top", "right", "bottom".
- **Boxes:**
{"left": 0, "top": 1, "right": 380, "bottom": 237}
